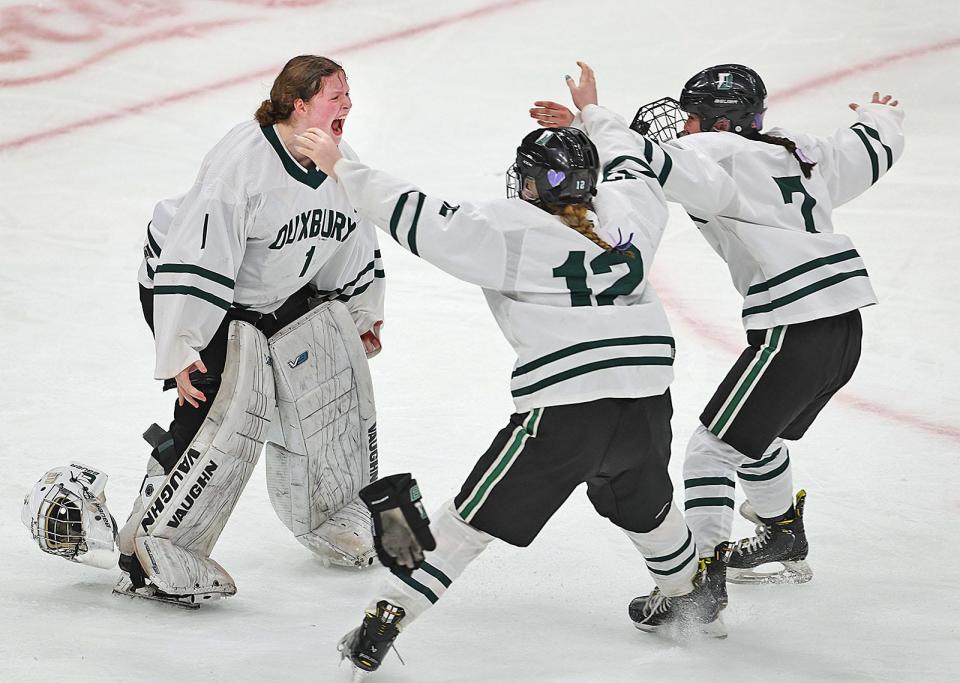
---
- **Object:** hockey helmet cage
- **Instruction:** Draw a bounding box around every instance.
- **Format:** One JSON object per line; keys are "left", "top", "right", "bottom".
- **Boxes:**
{"left": 679, "top": 64, "right": 767, "bottom": 136}
{"left": 506, "top": 127, "right": 599, "bottom": 206}
{"left": 21, "top": 463, "right": 119, "bottom": 569}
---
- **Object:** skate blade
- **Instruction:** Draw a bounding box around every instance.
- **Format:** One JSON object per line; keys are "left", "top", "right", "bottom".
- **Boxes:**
{"left": 632, "top": 614, "right": 727, "bottom": 640}
{"left": 727, "top": 560, "right": 812, "bottom": 585}
{"left": 112, "top": 577, "right": 212, "bottom": 609}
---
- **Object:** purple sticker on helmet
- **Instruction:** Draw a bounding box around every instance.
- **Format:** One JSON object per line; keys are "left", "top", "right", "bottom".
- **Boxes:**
{"left": 547, "top": 169, "right": 566, "bottom": 187}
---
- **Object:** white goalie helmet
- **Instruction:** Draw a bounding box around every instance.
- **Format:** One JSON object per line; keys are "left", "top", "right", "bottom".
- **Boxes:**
{"left": 21, "top": 463, "right": 119, "bottom": 570}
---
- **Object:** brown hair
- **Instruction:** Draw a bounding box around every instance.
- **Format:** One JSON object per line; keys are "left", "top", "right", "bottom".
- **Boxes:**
{"left": 757, "top": 133, "right": 817, "bottom": 179}
{"left": 254, "top": 55, "right": 344, "bottom": 125}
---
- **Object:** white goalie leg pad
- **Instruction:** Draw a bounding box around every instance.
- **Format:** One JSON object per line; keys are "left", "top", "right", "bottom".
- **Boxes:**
{"left": 265, "top": 301, "right": 378, "bottom": 568}
{"left": 131, "top": 321, "right": 275, "bottom": 596}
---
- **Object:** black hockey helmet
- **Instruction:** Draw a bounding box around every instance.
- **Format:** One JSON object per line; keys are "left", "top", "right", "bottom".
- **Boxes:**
{"left": 679, "top": 64, "right": 767, "bottom": 136}
{"left": 506, "top": 127, "right": 599, "bottom": 206}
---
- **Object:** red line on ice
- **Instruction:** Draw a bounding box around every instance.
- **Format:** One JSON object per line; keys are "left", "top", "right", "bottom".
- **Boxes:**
{"left": 0, "top": 19, "right": 254, "bottom": 87}
{"left": 0, "top": 0, "right": 537, "bottom": 152}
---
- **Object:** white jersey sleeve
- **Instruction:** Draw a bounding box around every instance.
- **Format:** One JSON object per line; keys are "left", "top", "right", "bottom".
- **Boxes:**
{"left": 331, "top": 160, "right": 508, "bottom": 290}
{"left": 773, "top": 103, "right": 905, "bottom": 207}
{"left": 151, "top": 165, "right": 247, "bottom": 380}
{"left": 578, "top": 104, "right": 738, "bottom": 218}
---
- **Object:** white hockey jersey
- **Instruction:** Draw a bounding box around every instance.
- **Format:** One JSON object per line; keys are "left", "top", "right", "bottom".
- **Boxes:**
{"left": 613, "top": 103, "right": 905, "bottom": 330}
{"left": 138, "top": 121, "right": 385, "bottom": 379}
{"left": 334, "top": 106, "right": 676, "bottom": 412}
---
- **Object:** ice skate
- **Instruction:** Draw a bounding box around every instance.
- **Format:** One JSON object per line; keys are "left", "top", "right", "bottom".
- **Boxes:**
{"left": 338, "top": 600, "right": 405, "bottom": 677}
{"left": 703, "top": 542, "right": 730, "bottom": 609}
{"left": 112, "top": 575, "right": 204, "bottom": 610}
{"left": 726, "top": 490, "right": 812, "bottom": 584}
{"left": 629, "top": 560, "right": 726, "bottom": 638}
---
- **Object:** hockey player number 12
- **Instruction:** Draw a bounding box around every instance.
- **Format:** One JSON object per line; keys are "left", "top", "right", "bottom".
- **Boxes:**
{"left": 553, "top": 249, "right": 644, "bottom": 306}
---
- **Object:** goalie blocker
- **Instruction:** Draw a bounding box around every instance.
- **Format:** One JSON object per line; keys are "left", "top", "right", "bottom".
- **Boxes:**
{"left": 359, "top": 473, "right": 436, "bottom": 572}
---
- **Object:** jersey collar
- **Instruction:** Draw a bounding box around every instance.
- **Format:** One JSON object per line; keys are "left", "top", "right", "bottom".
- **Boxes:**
{"left": 261, "top": 124, "right": 328, "bottom": 189}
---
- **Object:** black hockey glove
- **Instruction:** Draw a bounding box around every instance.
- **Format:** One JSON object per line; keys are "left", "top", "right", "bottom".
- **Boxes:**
{"left": 359, "top": 473, "right": 436, "bottom": 573}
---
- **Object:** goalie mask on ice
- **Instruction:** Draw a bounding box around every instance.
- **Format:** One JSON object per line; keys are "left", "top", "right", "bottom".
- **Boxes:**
{"left": 265, "top": 300, "right": 379, "bottom": 568}
{"left": 22, "top": 463, "right": 119, "bottom": 569}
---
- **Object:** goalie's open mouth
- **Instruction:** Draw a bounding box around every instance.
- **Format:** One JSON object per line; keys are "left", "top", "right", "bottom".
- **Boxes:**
{"left": 332, "top": 117, "right": 345, "bottom": 136}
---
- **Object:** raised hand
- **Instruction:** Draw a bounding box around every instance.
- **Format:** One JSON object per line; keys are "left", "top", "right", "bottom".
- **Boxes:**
{"left": 529, "top": 100, "right": 575, "bottom": 128}
{"left": 565, "top": 60, "right": 598, "bottom": 111}
{"left": 849, "top": 91, "right": 899, "bottom": 111}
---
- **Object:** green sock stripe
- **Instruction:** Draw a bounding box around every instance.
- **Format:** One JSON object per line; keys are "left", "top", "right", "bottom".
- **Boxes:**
{"left": 391, "top": 568, "right": 438, "bottom": 604}
{"left": 685, "top": 497, "right": 735, "bottom": 510}
{"left": 737, "top": 455, "right": 791, "bottom": 482}
{"left": 419, "top": 561, "right": 452, "bottom": 588}
{"left": 647, "top": 549, "right": 697, "bottom": 576}
{"left": 645, "top": 529, "right": 693, "bottom": 564}
{"left": 684, "top": 476, "right": 735, "bottom": 489}
{"left": 740, "top": 447, "right": 783, "bottom": 469}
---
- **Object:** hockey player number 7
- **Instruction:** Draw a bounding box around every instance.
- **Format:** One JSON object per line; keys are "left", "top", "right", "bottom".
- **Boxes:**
{"left": 553, "top": 249, "right": 644, "bottom": 307}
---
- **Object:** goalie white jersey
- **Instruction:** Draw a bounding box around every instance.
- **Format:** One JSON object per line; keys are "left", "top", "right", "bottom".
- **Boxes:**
{"left": 621, "top": 103, "right": 904, "bottom": 330}
{"left": 335, "top": 106, "right": 676, "bottom": 412}
{"left": 138, "top": 120, "right": 385, "bottom": 379}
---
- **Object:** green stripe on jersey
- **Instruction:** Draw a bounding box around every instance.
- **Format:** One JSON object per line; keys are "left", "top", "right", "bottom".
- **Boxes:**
{"left": 511, "top": 357, "right": 673, "bottom": 398}
{"left": 850, "top": 126, "right": 880, "bottom": 184}
{"left": 602, "top": 155, "right": 657, "bottom": 182}
{"left": 155, "top": 264, "right": 235, "bottom": 289}
{"left": 746, "top": 250, "right": 860, "bottom": 296}
{"left": 260, "top": 125, "right": 327, "bottom": 189}
{"left": 512, "top": 336, "right": 674, "bottom": 378}
{"left": 146, "top": 222, "right": 161, "bottom": 257}
{"left": 408, "top": 192, "right": 426, "bottom": 256}
{"left": 852, "top": 122, "right": 893, "bottom": 170}
{"left": 153, "top": 285, "right": 231, "bottom": 311}
{"left": 742, "top": 269, "right": 868, "bottom": 317}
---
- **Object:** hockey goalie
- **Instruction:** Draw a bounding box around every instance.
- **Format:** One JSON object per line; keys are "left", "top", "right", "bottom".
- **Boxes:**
{"left": 112, "top": 301, "right": 381, "bottom": 608}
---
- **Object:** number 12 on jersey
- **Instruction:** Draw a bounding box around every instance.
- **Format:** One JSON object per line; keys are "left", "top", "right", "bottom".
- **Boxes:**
{"left": 553, "top": 249, "right": 644, "bottom": 306}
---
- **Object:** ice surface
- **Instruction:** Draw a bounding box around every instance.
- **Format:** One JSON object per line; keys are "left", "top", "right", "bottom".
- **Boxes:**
{"left": 1, "top": 1, "right": 958, "bottom": 681}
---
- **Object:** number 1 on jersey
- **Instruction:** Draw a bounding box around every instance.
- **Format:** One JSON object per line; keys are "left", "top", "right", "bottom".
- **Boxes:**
{"left": 299, "top": 245, "right": 316, "bottom": 277}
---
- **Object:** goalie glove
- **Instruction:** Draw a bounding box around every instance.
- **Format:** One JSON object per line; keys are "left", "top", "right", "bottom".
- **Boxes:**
{"left": 358, "top": 473, "right": 436, "bottom": 572}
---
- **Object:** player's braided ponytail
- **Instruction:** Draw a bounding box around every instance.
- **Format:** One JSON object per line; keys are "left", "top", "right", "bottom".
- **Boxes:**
{"left": 757, "top": 133, "right": 817, "bottom": 179}
{"left": 553, "top": 204, "right": 636, "bottom": 258}
{"left": 255, "top": 55, "right": 344, "bottom": 126}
